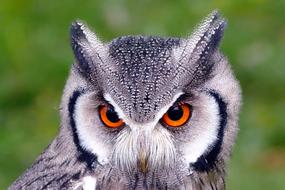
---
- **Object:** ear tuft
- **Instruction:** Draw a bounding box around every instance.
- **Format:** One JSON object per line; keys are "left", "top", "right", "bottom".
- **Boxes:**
{"left": 172, "top": 10, "right": 227, "bottom": 87}
{"left": 71, "top": 20, "right": 86, "bottom": 41}
{"left": 187, "top": 10, "right": 227, "bottom": 60}
{"left": 70, "top": 20, "right": 105, "bottom": 77}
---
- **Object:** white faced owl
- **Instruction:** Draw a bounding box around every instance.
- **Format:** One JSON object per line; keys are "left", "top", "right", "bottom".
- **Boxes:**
{"left": 9, "top": 11, "right": 241, "bottom": 190}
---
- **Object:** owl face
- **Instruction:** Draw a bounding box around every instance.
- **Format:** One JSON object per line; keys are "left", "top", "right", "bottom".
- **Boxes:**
{"left": 64, "top": 11, "right": 241, "bottom": 188}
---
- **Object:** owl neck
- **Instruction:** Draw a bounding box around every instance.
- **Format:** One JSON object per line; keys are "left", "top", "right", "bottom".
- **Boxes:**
{"left": 190, "top": 163, "right": 226, "bottom": 190}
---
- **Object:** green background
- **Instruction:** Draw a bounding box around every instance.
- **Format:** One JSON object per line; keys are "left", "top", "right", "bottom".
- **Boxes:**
{"left": 1, "top": 0, "right": 285, "bottom": 189}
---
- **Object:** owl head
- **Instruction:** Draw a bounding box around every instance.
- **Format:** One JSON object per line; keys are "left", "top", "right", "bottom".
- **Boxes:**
{"left": 59, "top": 11, "right": 241, "bottom": 189}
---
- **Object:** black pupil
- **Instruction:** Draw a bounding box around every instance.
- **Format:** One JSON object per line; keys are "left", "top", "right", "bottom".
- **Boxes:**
{"left": 167, "top": 105, "right": 183, "bottom": 121}
{"left": 106, "top": 107, "right": 120, "bottom": 123}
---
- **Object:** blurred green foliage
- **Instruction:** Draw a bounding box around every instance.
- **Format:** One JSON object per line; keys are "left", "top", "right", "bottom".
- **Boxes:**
{"left": 0, "top": 0, "right": 285, "bottom": 189}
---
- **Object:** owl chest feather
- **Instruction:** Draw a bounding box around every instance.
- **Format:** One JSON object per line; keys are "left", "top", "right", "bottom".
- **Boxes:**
{"left": 72, "top": 170, "right": 225, "bottom": 190}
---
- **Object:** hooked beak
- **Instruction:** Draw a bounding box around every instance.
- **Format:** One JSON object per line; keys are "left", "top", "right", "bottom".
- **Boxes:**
{"left": 139, "top": 151, "right": 148, "bottom": 174}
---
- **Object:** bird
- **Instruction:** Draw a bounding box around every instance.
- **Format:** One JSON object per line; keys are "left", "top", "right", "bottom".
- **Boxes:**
{"left": 9, "top": 10, "right": 241, "bottom": 190}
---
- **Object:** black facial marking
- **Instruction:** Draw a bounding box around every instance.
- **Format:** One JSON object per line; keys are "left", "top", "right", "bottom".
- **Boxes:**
{"left": 68, "top": 90, "right": 97, "bottom": 170}
{"left": 191, "top": 90, "right": 228, "bottom": 171}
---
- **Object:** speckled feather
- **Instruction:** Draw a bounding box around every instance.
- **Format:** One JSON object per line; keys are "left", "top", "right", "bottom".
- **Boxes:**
{"left": 108, "top": 36, "right": 181, "bottom": 122}
{"left": 9, "top": 11, "right": 241, "bottom": 190}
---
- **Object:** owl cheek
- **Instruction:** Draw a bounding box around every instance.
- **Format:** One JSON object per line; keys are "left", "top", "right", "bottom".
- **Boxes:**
{"left": 179, "top": 91, "right": 229, "bottom": 172}
{"left": 72, "top": 92, "right": 114, "bottom": 165}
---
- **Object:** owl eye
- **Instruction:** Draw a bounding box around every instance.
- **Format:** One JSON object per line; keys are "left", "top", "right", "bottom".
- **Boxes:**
{"left": 99, "top": 105, "right": 125, "bottom": 128}
{"left": 161, "top": 103, "right": 191, "bottom": 127}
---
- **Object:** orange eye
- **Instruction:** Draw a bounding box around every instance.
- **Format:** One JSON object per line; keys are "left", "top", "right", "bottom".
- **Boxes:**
{"left": 162, "top": 103, "right": 191, "bottom": 127}
{"left": 99, "top": 105, "right": 124, "bottom": 128}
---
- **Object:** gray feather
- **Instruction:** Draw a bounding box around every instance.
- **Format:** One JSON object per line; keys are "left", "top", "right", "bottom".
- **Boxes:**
{"left": 9, "top": 10, "right": 241, "bottom": 190}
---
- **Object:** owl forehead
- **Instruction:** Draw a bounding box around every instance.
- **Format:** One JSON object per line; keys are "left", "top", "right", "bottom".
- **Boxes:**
{"left": 109, "top": 36, "right": 180, "bottom": 62}
{"left": 104, "top": 36, "right": 182, "bottom": 122}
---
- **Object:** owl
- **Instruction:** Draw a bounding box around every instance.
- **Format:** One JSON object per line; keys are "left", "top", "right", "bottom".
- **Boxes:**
{"left": 9, "top": 11, "right": 241, "bottom": 190}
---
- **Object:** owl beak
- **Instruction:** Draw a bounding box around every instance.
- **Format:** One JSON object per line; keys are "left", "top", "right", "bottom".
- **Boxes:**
{"left": 139, "top": 151, "right": 148, "bottom": 174}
